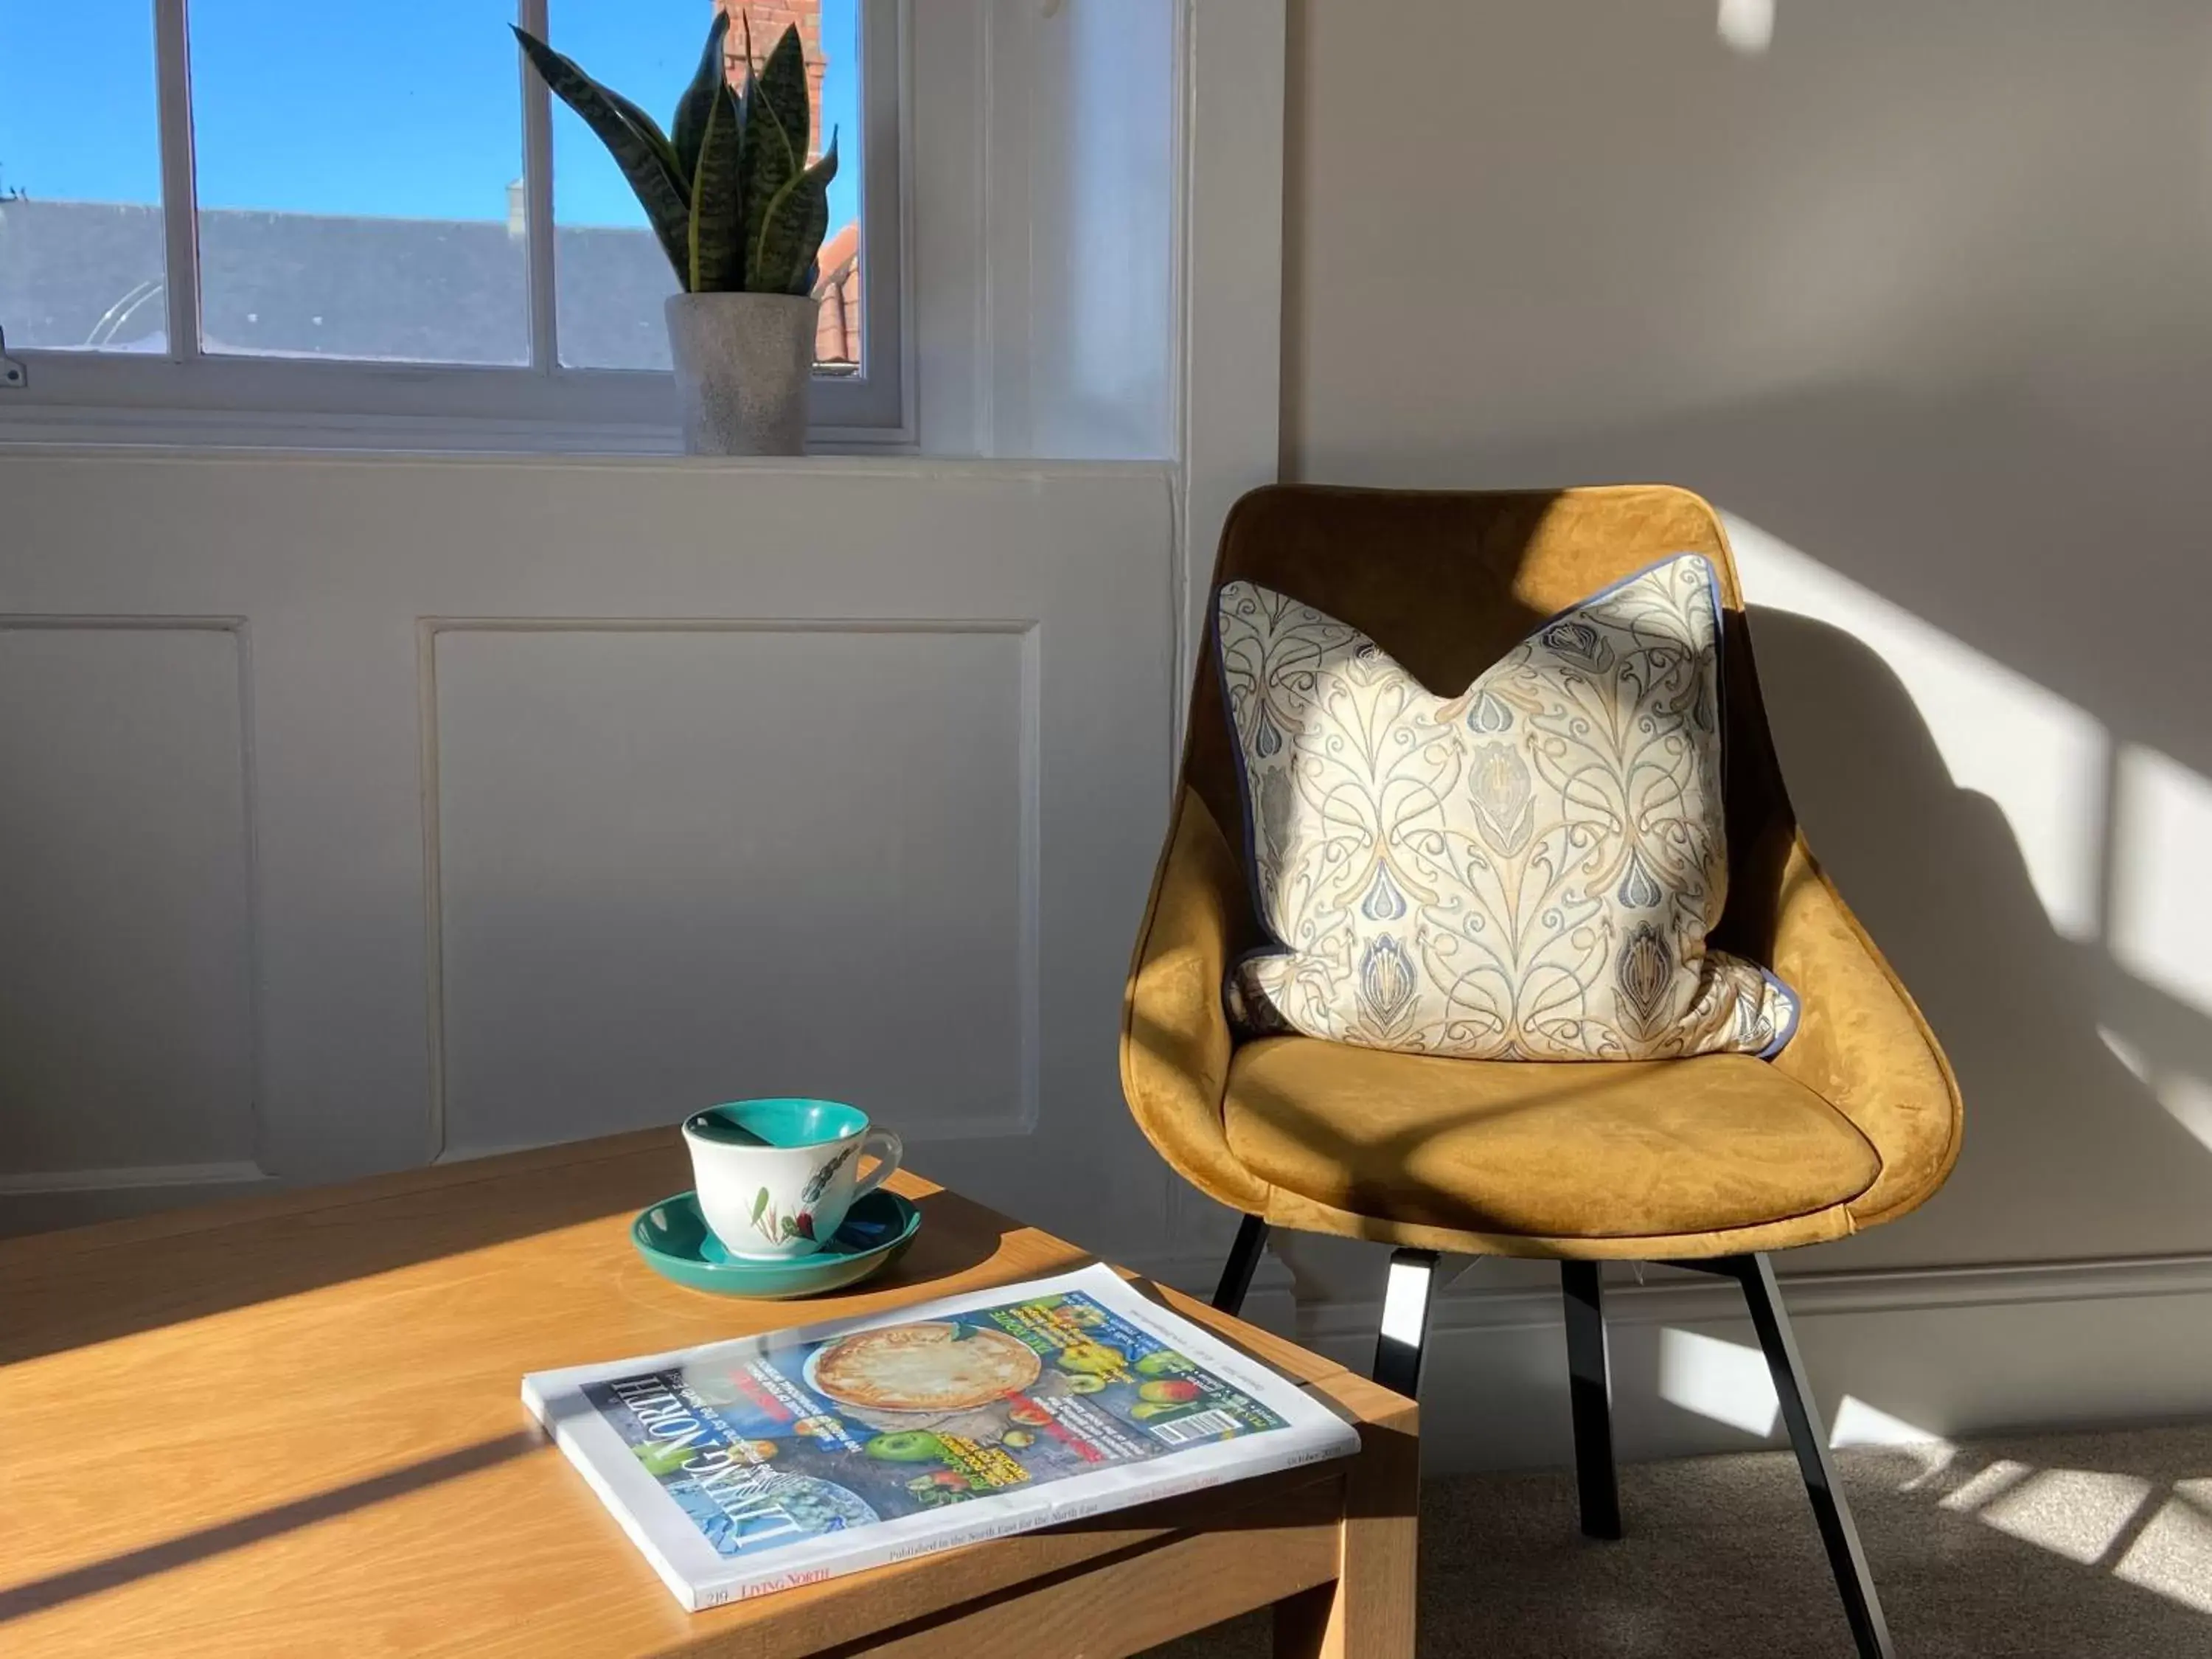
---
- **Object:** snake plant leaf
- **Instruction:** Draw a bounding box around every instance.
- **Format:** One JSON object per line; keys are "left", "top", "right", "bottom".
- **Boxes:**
{"left": 602, "top": 86, "right": 685, "bottom": 199}
{"left": 748, "top": 128, "right": 837, "bottom": 295}
{"left": 671, "top": 10, "right": 732, "bottom": 188}
{"left": 736, "top": 32, "right": 798, "bottom": 290}
{"left": 511, "top": 24, "right": 690, "bottom": 282}
{"left": 689, "top": 83, "right": 745, "bottom": 293}
{"left": 752, "top": 24, "right": 813, "bottom": 169}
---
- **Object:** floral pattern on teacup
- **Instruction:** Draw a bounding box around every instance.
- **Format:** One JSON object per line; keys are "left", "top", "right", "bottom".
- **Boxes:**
{"left": 746, "top": 1141, "right": 856, "bottom": 1248}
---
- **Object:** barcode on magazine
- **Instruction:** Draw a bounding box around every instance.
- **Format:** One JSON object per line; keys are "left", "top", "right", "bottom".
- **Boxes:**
{"left": 1146, "top": 1408, "right": 1245, "bottom": 1446}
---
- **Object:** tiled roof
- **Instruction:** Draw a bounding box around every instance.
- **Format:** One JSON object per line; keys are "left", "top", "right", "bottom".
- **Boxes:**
{"left": 0, "top": 198, "right": 859, "bottom": 372}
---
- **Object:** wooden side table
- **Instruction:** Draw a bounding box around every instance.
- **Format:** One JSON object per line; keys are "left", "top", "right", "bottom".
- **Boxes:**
{"left": 0, "top": 1132, "right": 1417, "bottom": 1657}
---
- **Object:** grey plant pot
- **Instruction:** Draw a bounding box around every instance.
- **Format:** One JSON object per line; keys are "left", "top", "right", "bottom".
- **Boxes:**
{"left": 664, "top": 292, "right": 818, "bottom": 456}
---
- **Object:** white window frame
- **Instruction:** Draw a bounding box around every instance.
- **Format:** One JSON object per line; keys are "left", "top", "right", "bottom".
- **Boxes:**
{"left": 0, "top": 0, "right": 911, "bottom": 452}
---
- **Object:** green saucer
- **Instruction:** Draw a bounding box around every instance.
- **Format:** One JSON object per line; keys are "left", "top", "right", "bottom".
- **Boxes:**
{"left": 630, "top": 1188, "right": 920, "bottom": 1299}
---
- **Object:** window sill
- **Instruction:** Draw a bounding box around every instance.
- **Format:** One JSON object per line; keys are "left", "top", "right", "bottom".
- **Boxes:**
{"left": 0, "top": 437, "right": 1173, "bottom": 484}
{"left": 0, "top": 346, "right": 914, "bottom": 457}
{"left": 0, "top": 400, "right": 919, "bottom": 459}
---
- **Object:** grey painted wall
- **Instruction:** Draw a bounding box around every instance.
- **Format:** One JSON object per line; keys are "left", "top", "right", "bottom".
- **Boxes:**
{"left": 1270, "top": 0, "right": 2212, "bottom": 1453}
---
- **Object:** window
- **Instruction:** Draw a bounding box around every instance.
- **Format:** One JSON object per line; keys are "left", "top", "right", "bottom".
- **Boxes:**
{"left": 0, "top": 1, "right": 904, "bottom": 442}
{"left": 0, "top": 6, "right": 170, "bottom": 354}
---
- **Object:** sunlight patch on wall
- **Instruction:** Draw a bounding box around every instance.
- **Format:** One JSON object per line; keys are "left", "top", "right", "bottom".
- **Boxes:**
{"left": 2090, "top": 1025, "right": 2212, "bottom": 1152}
{"left": 1658, "top": 1327, "right": 1777, "bottom": 1437}
{"left": 2098, "top": 1026, "right": 2153, "bottom": 1082}
{"left": 1829, "top": 1394, "right": 1944, "bottom": 1450}
{"left": 1717, "top": 0, "right": 1775, "bottom": 56}
{"left": 1830, "top": 1396, "right": 1953, "bottom": 1488}
{"left": 2113, "top": 1485, "right": 2212, "bottom": 1614}
{"left": 1828, "top": 1394, "right": 1942, "bottom": 1449}
{"left": 2112, "top": 743, "right": 2212, "bottom": 1016}
{"left": 1725, "top": 514, "right": 2108, "bottom": 939}
{"left": 1977, "top": 1468, "right": 2153, "bottom": 1565}
{"left": 2149, "top": 1073, "right": 2212, "bottom": 1155}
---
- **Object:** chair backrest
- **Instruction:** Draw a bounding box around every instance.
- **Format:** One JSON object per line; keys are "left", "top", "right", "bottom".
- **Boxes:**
{"left": 1183, "top": 484, "right": 1801, "bottom": 963}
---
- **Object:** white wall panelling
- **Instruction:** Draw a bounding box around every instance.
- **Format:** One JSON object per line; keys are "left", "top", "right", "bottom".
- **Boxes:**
{"left": 424, "top": 619, "right": 1040, "bottom": 1160}
{"left": 0, "top": 618, "right": 269, "bottom": 1232}
{"left": 0, "top": 453, "right": 1178, "bottom": 1265}
{"left": 0, "top": 5, "right": 1267, "bottom": 1293}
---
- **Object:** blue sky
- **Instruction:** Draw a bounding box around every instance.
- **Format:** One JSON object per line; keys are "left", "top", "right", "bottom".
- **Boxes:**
{"left": 0, "top": 1, "right": 859, "bottom": 231}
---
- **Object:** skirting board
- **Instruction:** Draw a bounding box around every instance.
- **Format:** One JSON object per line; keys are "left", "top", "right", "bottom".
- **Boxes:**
{"left": 1293, "top": 1255, "right": 2212, "bottom": 1476}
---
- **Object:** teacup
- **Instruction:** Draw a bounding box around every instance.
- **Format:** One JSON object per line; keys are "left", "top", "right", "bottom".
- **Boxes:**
{"left": 682, "top": 1099, "right": 902, "bottom": 1261}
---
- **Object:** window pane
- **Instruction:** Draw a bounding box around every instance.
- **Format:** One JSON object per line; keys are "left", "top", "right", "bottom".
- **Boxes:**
{"left": 188, "top": 0, "right": 526, "bottom": 364}
{"left": 0, "top": 3, "right": 167, "bottom": 352}
{"left": 552, "top": 0, "right": 861, "bottom": 372}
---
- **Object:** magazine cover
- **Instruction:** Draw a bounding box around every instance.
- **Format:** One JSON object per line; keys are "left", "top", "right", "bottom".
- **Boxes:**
{"left": 523, "top": 1263, "right": 1360, "bottom": 1608}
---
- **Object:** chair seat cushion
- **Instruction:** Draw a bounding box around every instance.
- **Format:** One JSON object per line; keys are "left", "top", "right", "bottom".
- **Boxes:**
{"left": 1223, "top": 1037, "right": 1881, "bottom": 1239}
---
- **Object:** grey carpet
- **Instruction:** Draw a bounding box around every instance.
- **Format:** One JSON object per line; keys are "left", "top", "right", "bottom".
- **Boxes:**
{"left": 1145, "top": 1422, "right": 2212, "bottom": 1658}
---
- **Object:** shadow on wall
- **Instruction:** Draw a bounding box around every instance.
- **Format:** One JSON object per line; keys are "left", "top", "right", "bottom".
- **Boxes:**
{"left": 1289, "top": 377, "right": 2212, "bottom": 1270}
{"left": 1279, "top": 0, "right": 2212, "bottom": 1269}
{"left": 1615, "top": 386, "right": 2203, "bottom": 783}
{"left": 1324, "top": 380, "right": 2210, "bottom": 782}
{"left": 1747, "top": 605, "right": 2212, "bottom": 1267}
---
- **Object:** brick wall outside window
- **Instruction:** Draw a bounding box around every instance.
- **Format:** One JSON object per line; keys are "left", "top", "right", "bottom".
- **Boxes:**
{"left": 721, "top": 1, "right": 828, "bottom": 161}
{"left": 716, "top": 1, "right": 859, "bottom": 369}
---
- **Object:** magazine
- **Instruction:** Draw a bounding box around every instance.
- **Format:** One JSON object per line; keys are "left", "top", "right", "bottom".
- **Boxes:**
{"left": 522, "top": 1262, "right": 1360, "bottom": 1609}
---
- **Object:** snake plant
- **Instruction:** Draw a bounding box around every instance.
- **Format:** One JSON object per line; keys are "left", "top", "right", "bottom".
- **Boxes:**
{"left": 512, "top": 13, "right": 839, "bottom": 295}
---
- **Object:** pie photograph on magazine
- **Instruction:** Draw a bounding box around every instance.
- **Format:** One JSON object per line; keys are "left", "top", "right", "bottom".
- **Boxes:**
{"left": 582, "top": 1286, "right": 1295, "bottom": 1562}
{"left": 807, "top": 1321, "right": 1044, "bottom": 1413}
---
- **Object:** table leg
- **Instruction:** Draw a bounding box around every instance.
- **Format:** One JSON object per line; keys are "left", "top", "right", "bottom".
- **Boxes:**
{"left": 1271, "top": 1408, "right": 1419, "bottom": 1658}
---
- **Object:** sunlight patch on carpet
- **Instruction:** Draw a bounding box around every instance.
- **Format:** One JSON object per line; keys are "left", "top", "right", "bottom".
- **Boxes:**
{"left": 1977, "top": 1468, "right": 2153, "bottom": 1565}
{"left": 2113, "top": 1484, "right": 2212, "bottom": 1615}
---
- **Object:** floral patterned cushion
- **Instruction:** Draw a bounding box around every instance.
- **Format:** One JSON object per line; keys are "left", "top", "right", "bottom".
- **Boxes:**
{"left": 1214, "top": 554, "right": 1797, "bottom": 1061}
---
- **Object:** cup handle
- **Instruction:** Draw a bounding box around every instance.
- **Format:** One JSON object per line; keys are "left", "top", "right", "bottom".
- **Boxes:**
{"left": 851, "top": 1128, "right": 902, "bottom": 1201}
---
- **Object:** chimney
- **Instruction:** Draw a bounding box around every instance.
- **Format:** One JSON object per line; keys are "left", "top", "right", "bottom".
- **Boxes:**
{"left": 720, "top": 1, "right": 829, "bottom": 161}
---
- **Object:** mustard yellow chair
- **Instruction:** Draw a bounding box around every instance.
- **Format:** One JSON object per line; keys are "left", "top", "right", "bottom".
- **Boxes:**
{"left": 1120, "top": 484, "right": 1961, "bottom": 1659}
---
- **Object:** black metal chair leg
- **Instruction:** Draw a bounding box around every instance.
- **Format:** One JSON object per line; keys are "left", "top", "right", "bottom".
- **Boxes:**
{"left": 1560, "top": 1261, "right": 1623, "bottom": 1540}
{"left": 1211, "top": 1214, "right": 1270, "bottom": 1315}
{"left": 1371, "top": 1248, "right": 1438, "bottom": 1397}
{"left": 1732, "top": 1253, "right": 1895, "bottom": 1659}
